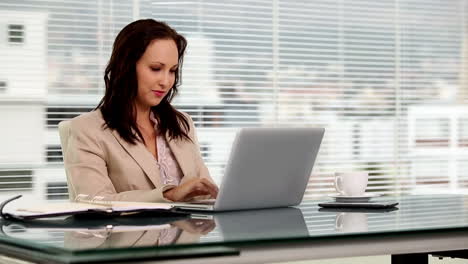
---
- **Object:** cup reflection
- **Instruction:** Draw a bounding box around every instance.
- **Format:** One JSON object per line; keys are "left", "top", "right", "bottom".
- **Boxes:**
{"left": 335, "top": 212, "right": 368, "bottom": 233}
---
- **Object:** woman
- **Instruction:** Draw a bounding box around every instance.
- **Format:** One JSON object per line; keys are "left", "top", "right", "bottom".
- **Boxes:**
{"left": 65, "top": 218, "right": 215, "bottom": 249}
{"left": 63, "top": 19, "right": 218, "bottom": 202}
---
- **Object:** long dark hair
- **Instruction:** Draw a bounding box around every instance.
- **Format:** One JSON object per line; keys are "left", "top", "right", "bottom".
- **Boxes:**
{"left": 96, "top": 19, "right": 191, "bottom": 144}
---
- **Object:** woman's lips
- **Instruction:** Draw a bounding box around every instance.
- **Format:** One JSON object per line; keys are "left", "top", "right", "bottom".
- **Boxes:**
{"left": 153, "top": 90, "right": 165, "bottom": 97}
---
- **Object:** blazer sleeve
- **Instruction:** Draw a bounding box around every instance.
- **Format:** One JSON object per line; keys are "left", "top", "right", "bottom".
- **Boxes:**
{"left": 65, "top": 120, "right": 174, "bottom": 203}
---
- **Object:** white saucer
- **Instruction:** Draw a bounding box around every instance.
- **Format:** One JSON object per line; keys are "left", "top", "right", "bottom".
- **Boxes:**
{"left": 328, "top": 193, "right": 381, "bottom": 203}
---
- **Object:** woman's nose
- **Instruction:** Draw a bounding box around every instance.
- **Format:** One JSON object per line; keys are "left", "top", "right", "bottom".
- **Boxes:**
{"left": 159, "top": 72, "right": 171, "bottom": 87}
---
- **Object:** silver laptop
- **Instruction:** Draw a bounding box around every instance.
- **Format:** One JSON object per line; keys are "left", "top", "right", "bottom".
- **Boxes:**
{"left": 173, "top": 127, "right": 325, "bottom": 212}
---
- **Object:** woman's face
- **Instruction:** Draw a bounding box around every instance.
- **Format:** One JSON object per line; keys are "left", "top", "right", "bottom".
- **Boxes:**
{"left": 135, "top": 38, "right": 179, "bottom": 110}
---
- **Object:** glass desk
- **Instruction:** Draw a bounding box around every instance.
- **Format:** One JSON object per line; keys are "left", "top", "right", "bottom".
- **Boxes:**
{"left": 0, "top": 194, "right": 467, "bottom": 264}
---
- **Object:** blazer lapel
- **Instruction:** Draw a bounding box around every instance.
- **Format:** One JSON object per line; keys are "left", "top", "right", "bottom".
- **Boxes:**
{"left": 166, "top": 133, "right": 194, "bottom": 183}
{"left": 110, "top": 130, "right": 162, "bottom": 188}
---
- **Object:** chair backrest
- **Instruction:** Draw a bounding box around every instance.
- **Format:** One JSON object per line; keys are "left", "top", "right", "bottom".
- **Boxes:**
{"left": 58, "top": 120, "right": 73, "bottom": 200}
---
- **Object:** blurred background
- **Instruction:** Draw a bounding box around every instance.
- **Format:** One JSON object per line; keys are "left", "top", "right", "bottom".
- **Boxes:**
{"left": 0, "top": 0, "right": 467, "bottom": 203}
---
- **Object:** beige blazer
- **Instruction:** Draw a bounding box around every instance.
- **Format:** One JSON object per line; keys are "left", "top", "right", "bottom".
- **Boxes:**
{"left": 64, "top": 228, "right": 202, "bottom": 250}
{"left": 62, "top": 109, "right": 212, "bottom": 202}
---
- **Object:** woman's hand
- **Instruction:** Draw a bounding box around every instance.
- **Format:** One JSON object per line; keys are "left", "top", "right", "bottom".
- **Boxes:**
{"left": 171, "top": 219, "right": 215, "bottom": 235}
{"left": 163, "top": 178, "right": 218, "bottom": 202}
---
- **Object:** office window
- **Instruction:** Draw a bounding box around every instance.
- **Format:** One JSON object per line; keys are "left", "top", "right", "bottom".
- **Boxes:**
{"left": 46, "top": 145, "right": 63, "bottom": 163}
{"left": 46, "top": 182, "right": 69, "bottom": 200}
{"left": 7, "top": 24, "right": 24, "bottom": 44}
{"left": 0, "top": 0, "right": 467, "bottom": 202}
{"left": 0, "top": 80, "right": 6, "bottom": 92}
{"left": 0, "top": 170, "right": 33, "bottom": 191}
{"left": 46, "top": 106, "right": 94, "bottom": 128}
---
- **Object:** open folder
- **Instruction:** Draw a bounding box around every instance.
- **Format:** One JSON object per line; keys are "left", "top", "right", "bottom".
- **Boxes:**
{"left": 0, "top": 215, "right": 182, "bottom": 233}
{"left": 0, "top": 211, "right": 194, "bottom": 236}
{"left": 0, "top": 195, "right": 187, "bottom": 220}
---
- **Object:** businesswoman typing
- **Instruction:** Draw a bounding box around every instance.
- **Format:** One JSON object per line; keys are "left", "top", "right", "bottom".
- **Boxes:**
{"left": 62, "top": 19, "right": 218, "bottom": 202}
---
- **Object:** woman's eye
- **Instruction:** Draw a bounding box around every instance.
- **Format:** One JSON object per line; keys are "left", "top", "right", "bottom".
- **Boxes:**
{"left": 151, "top": 68, "right": 160, "bottom": 71}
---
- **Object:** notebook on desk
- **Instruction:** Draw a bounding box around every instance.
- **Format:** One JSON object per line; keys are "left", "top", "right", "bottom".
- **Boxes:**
{"left": 173, "top": 127, "right": 325, "bottom": 212}
{"left": 1, "top": 195, "right": 185, "bottom": 220}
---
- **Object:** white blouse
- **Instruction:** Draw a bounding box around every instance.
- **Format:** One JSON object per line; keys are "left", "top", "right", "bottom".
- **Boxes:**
{"left": 150, "top": 113, "right": 184, "bottom": 186}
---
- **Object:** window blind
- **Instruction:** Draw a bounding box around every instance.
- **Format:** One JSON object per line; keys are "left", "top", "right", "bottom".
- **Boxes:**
{"left": 0, "top": 0, "right": 466, "bottom": 202}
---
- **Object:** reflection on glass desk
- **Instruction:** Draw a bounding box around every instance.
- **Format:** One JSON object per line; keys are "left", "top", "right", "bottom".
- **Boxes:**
{"left": 0, "top": 195, "right": 467, "bottom": 263}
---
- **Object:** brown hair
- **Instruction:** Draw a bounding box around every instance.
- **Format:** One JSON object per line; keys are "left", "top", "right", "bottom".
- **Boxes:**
{"left": 97, "top": 19, "right": 191, "bottom": 144}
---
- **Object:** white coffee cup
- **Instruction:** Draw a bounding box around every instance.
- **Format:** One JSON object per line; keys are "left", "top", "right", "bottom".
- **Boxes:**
{"left": 334, "top": 171, "right": 368, "bottom": 196}
{"left": 335, "top": 212, "right": 368, "bottom": 233}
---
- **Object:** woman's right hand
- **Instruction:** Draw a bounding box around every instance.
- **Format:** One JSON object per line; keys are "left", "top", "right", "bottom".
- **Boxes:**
{"left": 171, "top": 219, "right": 216, "bottom": 235}
{"left": 163, "top": 178, "right": 218, "bottom": 202}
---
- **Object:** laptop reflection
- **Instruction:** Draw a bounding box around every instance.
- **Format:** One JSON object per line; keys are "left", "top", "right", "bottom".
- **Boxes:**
{"left": 213, "top": 207, "right": 309, "bottom": 241}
